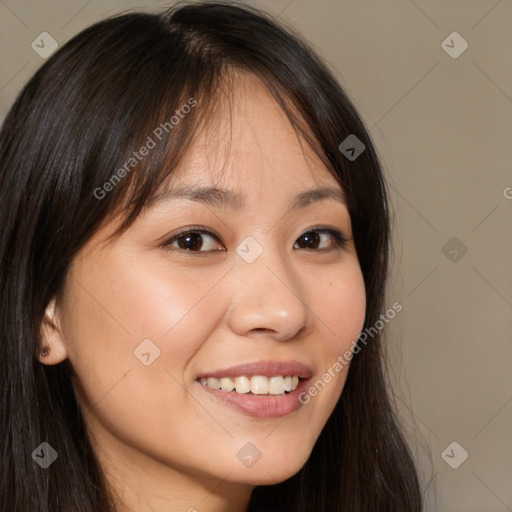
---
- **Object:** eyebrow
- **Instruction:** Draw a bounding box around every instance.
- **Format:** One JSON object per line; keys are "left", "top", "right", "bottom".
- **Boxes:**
{"left": 148, "top": 184, "right": 346, "bottom": 211}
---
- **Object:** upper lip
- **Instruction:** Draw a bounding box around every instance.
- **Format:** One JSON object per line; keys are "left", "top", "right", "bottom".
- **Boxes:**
{"left": 196, "top": 360, "right": 313, "bottom": 380}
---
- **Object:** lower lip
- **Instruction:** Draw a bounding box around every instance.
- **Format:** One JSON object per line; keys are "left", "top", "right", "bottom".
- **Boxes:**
{"left": 196, "top": 378, "right": 311, "bottom": 418}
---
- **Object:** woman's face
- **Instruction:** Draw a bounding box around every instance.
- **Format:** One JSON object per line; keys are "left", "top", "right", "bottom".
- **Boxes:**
{"left": 40, "top": 73, "right": 366, "bottom": 509}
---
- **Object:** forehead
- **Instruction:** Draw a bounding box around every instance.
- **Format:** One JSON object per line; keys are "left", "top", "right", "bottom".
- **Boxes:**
{"left": 163, "top": 72, "right": 340, "bottom": 198}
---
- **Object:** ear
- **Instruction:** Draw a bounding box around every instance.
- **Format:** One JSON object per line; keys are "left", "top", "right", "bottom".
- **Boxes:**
{"left": 38, "top": 296, "right": 68, "bottom": 365}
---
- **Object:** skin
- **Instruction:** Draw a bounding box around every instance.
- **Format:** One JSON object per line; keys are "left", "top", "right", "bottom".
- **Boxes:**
{"left": 39, "top": 72, "right": 366, "bottom": 512}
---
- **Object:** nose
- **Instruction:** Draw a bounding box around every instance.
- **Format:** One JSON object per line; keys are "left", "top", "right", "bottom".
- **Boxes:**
{"left": 226, "top": 244, "right": 311, "bottom": 342}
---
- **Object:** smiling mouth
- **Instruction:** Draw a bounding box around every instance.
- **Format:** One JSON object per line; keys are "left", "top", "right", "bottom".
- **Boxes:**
{"left": 198, "top": 375, "right": 301, "bottom": 395}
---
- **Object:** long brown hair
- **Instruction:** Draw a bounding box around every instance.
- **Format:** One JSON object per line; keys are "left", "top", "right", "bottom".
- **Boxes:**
{"left": 0, "top": 2, "right": 423, "bottom": 510}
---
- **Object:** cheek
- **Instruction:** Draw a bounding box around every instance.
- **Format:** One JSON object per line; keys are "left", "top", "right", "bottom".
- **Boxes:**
{"left": 65, "top": 254, "right": 223, "bottom": 366}
{"left": 301, "top": 262, "right": 366, "bottom": 407}
{"left": 312, "top": 261, "right": 367, "bottom": 351}
{"left": 61, "top": 256, "right": 231, "bottom": 465}
{"left": 61, "top": 253, "right": 228, "bottom": 415}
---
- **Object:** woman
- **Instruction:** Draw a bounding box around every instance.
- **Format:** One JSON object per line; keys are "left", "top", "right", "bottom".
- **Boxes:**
{"left": 0, "top": 2, "right": 423, "bottom": 510}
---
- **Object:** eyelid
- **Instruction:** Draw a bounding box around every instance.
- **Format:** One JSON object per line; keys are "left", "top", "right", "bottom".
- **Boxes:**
{"left": 166, "top": 225, "right": 221, "bottom": 241}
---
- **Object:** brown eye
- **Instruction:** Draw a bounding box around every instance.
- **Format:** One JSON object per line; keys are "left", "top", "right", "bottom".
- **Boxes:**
{"left": 165, "top": 229, "right": 224, "bottom": 252}
{"left": 294, "top": 229, "right": 348, "bottom": 251}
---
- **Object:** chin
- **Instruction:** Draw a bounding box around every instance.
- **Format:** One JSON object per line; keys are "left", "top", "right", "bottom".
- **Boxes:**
{"left": 226, "top": 454, "right": 310, "bottom": 486}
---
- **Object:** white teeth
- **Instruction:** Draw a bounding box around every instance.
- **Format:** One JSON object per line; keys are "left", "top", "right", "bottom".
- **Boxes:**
{"left": 219, "top": 377, "right": 235, "bottom": 391}
{"left": 206, "top": 377, "right": 221, "bottom": 390}
{"left": 268, "top": 376, "right": 285, "bottom": 395}
{"left": 235, "top": 376, "right": 251, "bottom": 393}
{"left": 201, "top": 375, "right": 301, "bottom": 395}
{"left": 251, "top": 375, "right": 268, "bottom": 394}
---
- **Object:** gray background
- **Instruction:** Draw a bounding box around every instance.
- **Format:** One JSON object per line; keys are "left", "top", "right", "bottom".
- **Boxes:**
{"left": 1, "top": 1, "right": 511, "bottom": 510}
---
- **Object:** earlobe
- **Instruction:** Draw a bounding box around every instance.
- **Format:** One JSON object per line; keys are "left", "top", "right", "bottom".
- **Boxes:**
{"left": 38, "top": 297, "right": 68, "bottom": 365}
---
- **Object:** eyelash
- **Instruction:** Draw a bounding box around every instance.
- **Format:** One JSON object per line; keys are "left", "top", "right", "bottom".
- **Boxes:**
{"left": 162, "top": 225, "right": 350, "bottom": 254}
